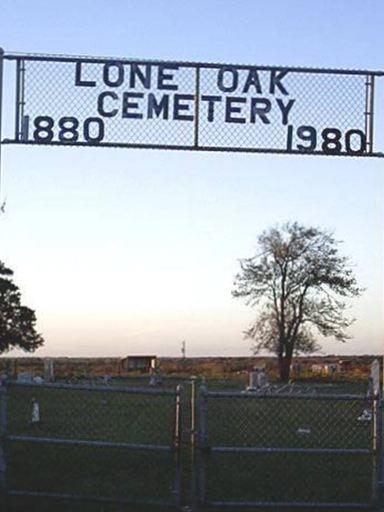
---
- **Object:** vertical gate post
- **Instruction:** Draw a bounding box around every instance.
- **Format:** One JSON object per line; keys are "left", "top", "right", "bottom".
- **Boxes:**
{"left": 190, "top": 377, "right": 197, "bottom": 511}
{"left": 0, "top": 379, "right": 8, "bottom": 509}
{"left": 372, "top": 386, "right": 383, "bottom": 508}
{"left": 196, "top": 381, "right": 207, "bottom": 507}
{"left": 173, "top": 384, "right": 183, "bottom": 508}
{"left": 375, "top": 383, "right": 384, "bottom": 509}
{"left": 190, "top": 377, "right": 197, "bottom": 450}
{"left": 378, "top": 395, "right": 384, "bottom": 509}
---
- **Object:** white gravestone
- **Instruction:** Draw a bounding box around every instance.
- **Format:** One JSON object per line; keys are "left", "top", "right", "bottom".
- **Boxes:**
{"left": 370, "top": 359, "right": 381, "bottom": 397}
{"left": 248, "top": 367, "right": 269, "bottom": 391}
{"left": 30, "top": 398, "right": 40, "bottom": 425}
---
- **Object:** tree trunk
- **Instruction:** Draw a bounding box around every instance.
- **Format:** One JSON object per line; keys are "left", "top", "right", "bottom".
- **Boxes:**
{"left": 279, "top": 354, "right": 293, "bottom": 382}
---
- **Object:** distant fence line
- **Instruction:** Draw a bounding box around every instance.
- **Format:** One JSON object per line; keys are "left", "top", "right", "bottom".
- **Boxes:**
{"left": 0, "top": 356, "right": 380, "bottom": 382}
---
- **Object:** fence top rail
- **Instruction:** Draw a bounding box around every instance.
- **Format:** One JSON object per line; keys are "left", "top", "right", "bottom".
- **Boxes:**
{"left": 6, "top": 381, "right": 177, "bottom": 396}
{"left": 205, "top": 390, "right": 369, "bottom": 401}
{"left": 3, "top": 51, "right": 384, "bottom": 76}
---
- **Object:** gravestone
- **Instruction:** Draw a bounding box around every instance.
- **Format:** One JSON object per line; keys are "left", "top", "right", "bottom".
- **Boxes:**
{"left": 370, "top": 359, "right": 381, "bottom": 397}
{"left": 30, "top": 398, "right": 40, "bottom": 425}
{"left": 44, "top": 359, "right": 54, "bottom": 382}
{"left": 247, "top": 367, "right": 270, "bottom": 391}
{"left": 149, "top": 368, "right": 162, "bottom": 387}
{"left": 17, "top": 371, "right": 33, "bottom": 383}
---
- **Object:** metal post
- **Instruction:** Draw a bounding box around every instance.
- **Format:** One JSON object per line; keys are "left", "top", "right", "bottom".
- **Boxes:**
{"left": 0, "top": 380, "right": 8, "bottom": 509}
{"left": 197, "top": 382, "right": 207, "bottom": 506}
{"left": 0, "top": 48, "right": 4, "bottom": 201}
{"left": 173, "top": 384, "right": 182, "bottom": 507}
{"left": 372, "top": 392, "right": 382, "bottom": 506}
{"left": 15, "top": 59, "right": 20, "bottom": 141}
{"left": 364, "top": 74, "right": 375, "bottom": 154}
{"left": 190, "top": 377, "right": 196, "bottom": 450}
{"left": 19, "top": 59, "right": 26, "bottom": 141}
{"left": 376, "top": 370, "right": 384, "bottom": 509}
{"left": 190, "top": 377, "right": 197, "bottom": 510}
{"left": 194, "top": 66, "right": 200, "bottom": 148}
{"left": 369, "top": 75, "right": 375, "bottom": 153}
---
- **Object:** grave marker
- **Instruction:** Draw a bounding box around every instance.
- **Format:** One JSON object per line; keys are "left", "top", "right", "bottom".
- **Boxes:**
{"left": 44, "top": 359, "right": 54, "bottom": 382}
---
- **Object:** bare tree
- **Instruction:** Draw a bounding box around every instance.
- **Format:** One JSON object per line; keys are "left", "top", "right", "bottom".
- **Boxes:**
{"left": 232, "top": 222, "right": 362, "bottom": 381}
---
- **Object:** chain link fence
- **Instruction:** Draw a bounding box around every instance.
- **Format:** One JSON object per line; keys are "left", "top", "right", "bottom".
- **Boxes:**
{"left": 1, "top": 381, "right": 182, "bottom": 509}
{"left": 0, "top": 378, "right": 382, "bottom": 511}
{"left": 193, "top": 384, "right": 381, "bottom": 510}
{"left": 2, "top": 53, "right": 384, "bottom": 157}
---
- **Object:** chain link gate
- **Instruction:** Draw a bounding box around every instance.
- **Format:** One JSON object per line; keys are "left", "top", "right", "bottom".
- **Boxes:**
{"left": 0, "top": 378, "right": 383, "bottom": 510}
{"left": 192, "top": 384, "right": 382, "bottom": 510}
{"left": 0, "top": 380, "right": 182, "bottom": 510}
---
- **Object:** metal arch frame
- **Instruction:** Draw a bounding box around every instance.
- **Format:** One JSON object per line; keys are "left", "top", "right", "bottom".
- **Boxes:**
{"left": 0, "top": 51, "right": 384, "bottom": 158}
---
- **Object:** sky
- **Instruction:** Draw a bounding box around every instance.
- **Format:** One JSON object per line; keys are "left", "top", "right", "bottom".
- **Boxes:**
{"left": 0, "top": 0, "right": 383, "bottom": 358}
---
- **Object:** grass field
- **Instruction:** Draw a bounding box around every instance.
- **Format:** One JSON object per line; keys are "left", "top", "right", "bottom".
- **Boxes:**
{"left": 1, "top": 379, "right": 380, "bottom": 512}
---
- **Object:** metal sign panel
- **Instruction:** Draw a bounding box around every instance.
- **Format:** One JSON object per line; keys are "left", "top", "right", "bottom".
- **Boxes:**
{"left": 2, "top": 53, "right": 384, "bottom": 157}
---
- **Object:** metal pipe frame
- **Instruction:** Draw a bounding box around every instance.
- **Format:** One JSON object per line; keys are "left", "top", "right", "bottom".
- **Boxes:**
{"left": 364, "top": 74, "right": 376, "bottom": 154}
{"left": 212, "top": 446, "right": 372, "bottom": 456}
{"left": 2, "top": 53, "right": 384, "bottom": 158}
{"left": 14, "top": 60, "right": 20, "bottom": 141}
{"left": 7, "top": 435, "right": 171, "bottom": 452}
{"left": 2, "top": 139, "right": 383, "bottom": 158}
{"left": 7, "top": 490, "right": 177, "bottom": 508}
{"left": 205, "top": 500, "right": 372, "bottom": 509}
{"left": 206, "top": 390, "right": 370, "bottom": 401}
{"left": 173, "top": 385, "right": 183, "bottom": 507}
{"left": 8, "top": 380, "right": 176, "bottom": 396}
{"left": 194, "top": 66, "right": 200, "bottom": 148}
{"left": 3, "top": 52, "right": 384, "bottom": 77}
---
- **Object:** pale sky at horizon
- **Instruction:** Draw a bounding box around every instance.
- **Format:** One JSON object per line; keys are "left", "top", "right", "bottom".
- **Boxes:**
{"left": 0, "top": 0, "right": 383, "bottom": 358}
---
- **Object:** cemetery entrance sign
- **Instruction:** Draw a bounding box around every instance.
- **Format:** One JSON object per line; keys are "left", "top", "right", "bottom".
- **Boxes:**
{"left": 1, "top": 50, "right": 384, "bottom": 157}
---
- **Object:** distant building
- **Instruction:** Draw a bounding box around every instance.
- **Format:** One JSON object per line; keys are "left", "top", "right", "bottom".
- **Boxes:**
{"left": 120, "top": 355, "right": 157, "bottom": 374}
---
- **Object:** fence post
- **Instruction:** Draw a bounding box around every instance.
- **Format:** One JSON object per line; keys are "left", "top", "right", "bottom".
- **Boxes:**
{"left": 173, "top": 384, "right": 182, "bottom": 508}
{"left": 372, "top": 388, "right": 383, "bottom": 509}
{"left": 190, "top": 377, "right": 198, "bottom": 510}
{"left": 196, "top": 381, "right": 207, "bottom": 507}
{"left": 0, "top": 379, "right": 8, "bottom": 509}
{"left": 375, "top": 389, "right": 384, "bottom": 510}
